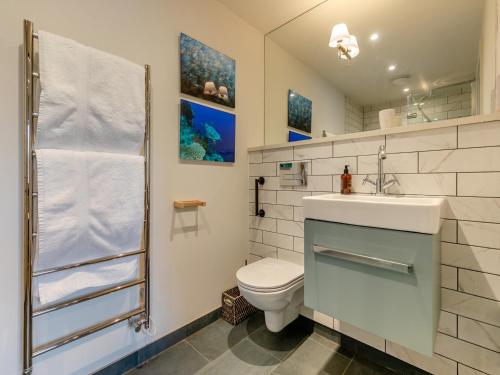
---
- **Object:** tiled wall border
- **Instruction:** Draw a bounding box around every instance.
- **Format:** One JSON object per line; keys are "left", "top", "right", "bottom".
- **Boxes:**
{"left": 248, "top": 119, "right": 500, "bottom": 375}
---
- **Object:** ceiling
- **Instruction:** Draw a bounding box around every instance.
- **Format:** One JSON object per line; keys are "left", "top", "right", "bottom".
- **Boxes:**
{"left": 217, "top": 0, "right": 327, "bottom": 33}
{"left": 222, "top": 0, "right": 485, "bottom": 105}
{"left": 269, "top": 0, "right": 485, "bottom": 105}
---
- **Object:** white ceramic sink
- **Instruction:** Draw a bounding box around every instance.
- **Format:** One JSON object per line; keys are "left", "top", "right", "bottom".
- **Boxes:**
{"left": 303, "top": 194, "right": 444, "bottom": 234}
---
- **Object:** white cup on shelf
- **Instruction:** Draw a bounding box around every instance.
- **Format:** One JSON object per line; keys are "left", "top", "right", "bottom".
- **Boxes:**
{"left": 379, "top": 108, "right": 397, "bottom": 129}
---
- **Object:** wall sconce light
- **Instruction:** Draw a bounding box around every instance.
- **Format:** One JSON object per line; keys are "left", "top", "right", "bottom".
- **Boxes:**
{"left": 329, "top": 23, "right": 359, "bottom": 60}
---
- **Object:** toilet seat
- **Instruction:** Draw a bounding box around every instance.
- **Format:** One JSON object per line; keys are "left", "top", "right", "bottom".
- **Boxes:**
{"left": 236, "top": 258, "right": 304, "bottom": 294}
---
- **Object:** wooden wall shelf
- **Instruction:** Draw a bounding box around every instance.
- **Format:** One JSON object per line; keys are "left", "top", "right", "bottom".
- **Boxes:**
{"left": 173, "top": 200, "right": 207, "bottom": 209}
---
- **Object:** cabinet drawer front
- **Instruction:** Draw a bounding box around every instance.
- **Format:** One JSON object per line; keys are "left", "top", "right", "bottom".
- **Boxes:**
{"left": 304, "top": 219, "right": 440, "bottom": 356}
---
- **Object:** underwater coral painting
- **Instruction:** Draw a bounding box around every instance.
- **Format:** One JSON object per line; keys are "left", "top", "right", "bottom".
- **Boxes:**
{"left": 288, "top": 90, "right": 312, "bottom": 133}
{"left": 180, "top": 99, "right": 236, "bottom": 163}
{"left": 180, "top": 33, "right": 236, "bottom": 108}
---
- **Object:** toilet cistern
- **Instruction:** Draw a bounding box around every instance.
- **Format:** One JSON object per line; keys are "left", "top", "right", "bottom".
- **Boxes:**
{"left": 362, "top": 145, "right": 399, "bottom": 195}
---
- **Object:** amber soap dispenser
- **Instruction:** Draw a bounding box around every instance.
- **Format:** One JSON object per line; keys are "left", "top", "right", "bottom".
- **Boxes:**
{"left": 341, "top": 165, "right": 352, "bottom": 194}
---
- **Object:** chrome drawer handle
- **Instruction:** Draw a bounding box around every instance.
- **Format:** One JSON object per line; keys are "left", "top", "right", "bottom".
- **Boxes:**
{"left": 312, "top": 244, "right": 413, "bottom": 274}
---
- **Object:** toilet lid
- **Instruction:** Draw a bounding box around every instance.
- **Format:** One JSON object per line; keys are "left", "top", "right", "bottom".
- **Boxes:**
{"left": 236, "top": 258, "right": 304, "bottom": 291}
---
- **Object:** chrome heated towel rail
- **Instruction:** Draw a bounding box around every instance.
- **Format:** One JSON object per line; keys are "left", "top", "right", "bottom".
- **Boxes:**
{"left": 22, "top": 20, "right": 151, "bottom": 374}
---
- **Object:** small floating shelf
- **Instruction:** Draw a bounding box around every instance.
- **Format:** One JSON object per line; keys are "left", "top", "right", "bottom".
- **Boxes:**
{"left": 173, "top": 200, "right": 207, "bottom": 209}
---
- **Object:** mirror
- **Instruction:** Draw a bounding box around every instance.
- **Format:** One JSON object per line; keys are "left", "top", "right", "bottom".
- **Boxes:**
{"left": 264, "top": 0, "right": 497, "bottom": 145}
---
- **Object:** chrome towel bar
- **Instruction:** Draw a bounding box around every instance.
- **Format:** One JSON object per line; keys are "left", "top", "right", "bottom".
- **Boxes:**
{"left": 312, "top": 244, "right": 413, "bottom": 274}
{"left": 32, "top": 249, "right": 145, "bottom": 277}
{"left": 33, "top": 307, "right": 145, "bottom": 358}
{"left": 33, "top": 278, "right": 146, "bottom": 317}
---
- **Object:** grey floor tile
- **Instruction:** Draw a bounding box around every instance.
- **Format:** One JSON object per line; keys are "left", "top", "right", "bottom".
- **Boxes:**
{"left": 343, "top": 357, "right": 396, "bottom": 375}
{"left": 129, "top": 341, "right": 208, "bottom": 375}
{"left": 309, "top": 332, "right": 342, "bottom": 351}
{"left": 194, "top": 338, "right": 280, "bottom": 375}
{"left": 271, "top": 337, "right": 351, "bottom": 375}
{"left": 248, "top": 317, "right": 313, "bottom": 360}
{"left": 186, "top": 313, "right": 265, "bottom": 361}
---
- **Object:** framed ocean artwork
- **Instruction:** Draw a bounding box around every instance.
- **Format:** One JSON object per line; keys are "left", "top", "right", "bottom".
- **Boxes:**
{"left": 180, "top": 99, "right": 236, "bottom": 163}
{"left": 180, "top": 33, "right": 236, "bottom": 108}
{"left": 288, "top": 131, "right": 312, "bottom": 142}
{"left": 287, "top": 90, "right": 312, "bottom": 133}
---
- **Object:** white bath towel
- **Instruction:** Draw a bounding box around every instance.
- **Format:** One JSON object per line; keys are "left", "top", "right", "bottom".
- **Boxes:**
{"left": 36, "top": 31, "right": 145, "bottom": 155}
{"left": 35, "top": 149, "right": 145, "bottom": 271}
{"left": 35, "top": 256, "right": 140, "bottom": 306}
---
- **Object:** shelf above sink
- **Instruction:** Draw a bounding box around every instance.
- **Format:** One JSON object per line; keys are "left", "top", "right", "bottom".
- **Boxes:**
{"left": 303, "top": 194, "right": 444, "bottom": 234}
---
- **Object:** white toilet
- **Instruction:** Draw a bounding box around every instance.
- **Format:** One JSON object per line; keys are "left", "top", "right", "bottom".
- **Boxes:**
{"left": 236, "top": 257, "right": 304, "bottom": 332}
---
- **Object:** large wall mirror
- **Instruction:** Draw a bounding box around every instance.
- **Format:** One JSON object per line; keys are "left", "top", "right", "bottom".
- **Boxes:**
{"left": 264, "top": 0, "right": 498, "bottom": 145}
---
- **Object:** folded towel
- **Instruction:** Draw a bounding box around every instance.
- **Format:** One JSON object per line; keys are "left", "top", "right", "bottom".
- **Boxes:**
{"left": 35, "top": 149, "right": 145, "bottom": 271}
{"left": 34, "top": 256, "right": 139, "bottom": 306}
{"left": 36, "top": 31, "right": 145, "bottom": 155}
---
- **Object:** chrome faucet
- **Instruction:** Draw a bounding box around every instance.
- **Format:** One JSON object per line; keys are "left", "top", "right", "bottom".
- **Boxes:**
{"left": 362, "top": 145, "right": 400, "bottom": 195}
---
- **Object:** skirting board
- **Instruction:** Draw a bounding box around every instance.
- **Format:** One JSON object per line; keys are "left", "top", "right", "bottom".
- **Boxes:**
{"left": 93, "top": 308, "right": 221, "bottom": 375}
{"left": 95, "top": 307, "right": 429, "bottom": 375}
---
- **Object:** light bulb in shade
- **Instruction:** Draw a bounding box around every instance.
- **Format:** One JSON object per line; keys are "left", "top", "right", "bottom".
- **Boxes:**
{"left": 388, "top": 64, "right": 396, "bottom": 71}
{"left": 370, "top": 33, "right": 379, "bottom": 41}
{"left": 329, "top": 23, "right": 350, "bottom": 47}
{"left": 403, "top": 87, "right": 410, "bottom": 93}
{"left": 339, "top": 35, "right": 359, "bottom": 59}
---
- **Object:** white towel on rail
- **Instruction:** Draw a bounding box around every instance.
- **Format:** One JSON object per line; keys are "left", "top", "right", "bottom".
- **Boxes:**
{"left": 34, "top": 256, "right": 140, "bottom": 306}
{"left": 36, "top": 31, "right": 145, "bottom": 155}
{"left": 35, "top": 149, "right": 145, "bottom": 271}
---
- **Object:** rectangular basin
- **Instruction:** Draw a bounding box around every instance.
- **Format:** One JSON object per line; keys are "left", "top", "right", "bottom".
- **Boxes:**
{"left": 303, "top": 194, "right": 444, "bottom": 234}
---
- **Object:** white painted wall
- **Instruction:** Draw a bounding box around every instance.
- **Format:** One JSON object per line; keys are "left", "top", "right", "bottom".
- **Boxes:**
{"left": 265, "top": 38, "right": 346, "bottom": 145}
{"left": 480, "top": 0, "right": 498, "bottom": 114}
{"left": 0, "top": 0, "right": 264, "bottom": 373}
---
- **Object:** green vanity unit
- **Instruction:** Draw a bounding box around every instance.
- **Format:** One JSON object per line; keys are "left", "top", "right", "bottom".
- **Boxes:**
{"left": 304, "top": 219, "right": 441, "bottom": 356}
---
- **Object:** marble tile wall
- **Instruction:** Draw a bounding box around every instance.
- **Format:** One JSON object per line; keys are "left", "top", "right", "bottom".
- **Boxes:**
{"left": 248, "top": 120, "right": 500, "bottom": 374}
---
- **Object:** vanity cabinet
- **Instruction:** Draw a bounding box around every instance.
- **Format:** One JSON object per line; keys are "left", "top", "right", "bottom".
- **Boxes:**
{"left": 304, "top": 219, "right": 440, "bottom": 356}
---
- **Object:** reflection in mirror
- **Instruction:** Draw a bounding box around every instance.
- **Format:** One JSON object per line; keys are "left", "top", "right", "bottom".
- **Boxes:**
{"left": 265, "top": 0, "right": 497, "bottom": 145}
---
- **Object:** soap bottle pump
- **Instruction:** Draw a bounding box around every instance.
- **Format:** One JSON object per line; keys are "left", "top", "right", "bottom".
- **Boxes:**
{"left": 341, "top": 165, "right": 352, "bottom": 194}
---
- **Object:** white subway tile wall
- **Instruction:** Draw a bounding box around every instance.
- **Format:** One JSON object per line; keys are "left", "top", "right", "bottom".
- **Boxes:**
{"left": 363, "top": 82, "right": 472, "bottom": 131}
{"left": 248, "top": 120, "right": 500, "bottom": 374}
{"left": 345, "top": 97, "right": 364, "bottom": 133}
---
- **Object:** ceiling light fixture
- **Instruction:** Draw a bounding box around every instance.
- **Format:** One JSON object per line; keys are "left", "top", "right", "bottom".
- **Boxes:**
{"left": 329, "top": 23, "right": 359, "bottom": 60}
{"left": 370, "top": 33, "right": 379, "bottom": 41}
{"left": 388, "top": 64, "right": 396, "bottom": 71}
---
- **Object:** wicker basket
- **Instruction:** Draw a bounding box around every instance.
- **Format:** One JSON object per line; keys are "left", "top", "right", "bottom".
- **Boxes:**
{"left": 221, "top": 286, "right": 257, "bottom": 325}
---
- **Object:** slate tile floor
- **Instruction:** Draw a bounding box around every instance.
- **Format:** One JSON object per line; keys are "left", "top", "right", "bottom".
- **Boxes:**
{"left": 128, "top": 313, "right": 401, "bottom": 375}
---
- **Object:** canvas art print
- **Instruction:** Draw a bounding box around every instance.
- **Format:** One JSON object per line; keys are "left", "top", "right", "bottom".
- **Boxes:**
{"left": 288, "top": 130, "right": 312, "bottom": 142}
{"left": 180, "top": 33, "right": 236, "bottom": 108}
{"left": 288, "top": 90, "right": 312, "bottom": 133}
{"left": 180, "top": 99, "right": 236, "bottom": 163}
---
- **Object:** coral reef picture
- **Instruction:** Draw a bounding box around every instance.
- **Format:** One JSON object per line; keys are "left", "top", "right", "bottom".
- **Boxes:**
{"left": 288, "top": 90, "right": 312, "bottom": 133}
{"left": 180, "top": 33, "right": 236, "bottom": 108}
{"left": 180, "top": 99, "right": 236, "bottom": 163}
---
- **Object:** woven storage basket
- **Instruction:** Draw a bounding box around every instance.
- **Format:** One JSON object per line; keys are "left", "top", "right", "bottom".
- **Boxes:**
{"left": 221, "top": 286, "right": 257, "bottom": 325}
